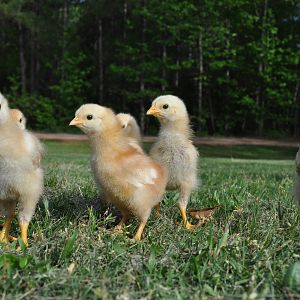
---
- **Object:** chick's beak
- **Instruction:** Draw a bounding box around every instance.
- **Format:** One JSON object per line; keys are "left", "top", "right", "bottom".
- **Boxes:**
{"left": 69, "top": 116, "right": 83, "bottom": 126}
{"left": 146, "top": 106, "right": 161, "bottom": 117}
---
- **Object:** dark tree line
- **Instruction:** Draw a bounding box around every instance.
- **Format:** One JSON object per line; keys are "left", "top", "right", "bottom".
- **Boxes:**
{"left": 0, "top": 0, "right": 300, "bottom": 136}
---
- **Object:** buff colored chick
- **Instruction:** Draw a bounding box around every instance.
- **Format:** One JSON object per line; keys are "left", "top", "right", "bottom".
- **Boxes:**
{"left": 10, "top": 108, "right": 26, "bottom": 130}
{"left": 116, "top": 113, "right": 142, "bottom": 146}
{"left": 10, "top": 108, "right": 44, "bottom": 167}
{"left": 0, "top": 93, "right": 43, "bottom": 246}
{"left": 70, "top": 104, "right": 167, "bottom": 240}
{"left": 147, "top": 95, "right": 199, "bottom": 229}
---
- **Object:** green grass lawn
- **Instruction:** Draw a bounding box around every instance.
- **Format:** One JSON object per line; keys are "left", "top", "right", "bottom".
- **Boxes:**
{"left": 1, "top": 142, "right": 300, "bottom": 299}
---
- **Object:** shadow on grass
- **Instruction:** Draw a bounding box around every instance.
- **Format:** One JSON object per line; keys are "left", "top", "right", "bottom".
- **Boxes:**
{"left": 39, "top": 188, "right": 121, "bottom": 228}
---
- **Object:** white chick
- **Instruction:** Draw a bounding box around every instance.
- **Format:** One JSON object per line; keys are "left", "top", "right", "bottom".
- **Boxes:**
{"left": 0, "top": 93, "right": 43, "bottom": 246}
{"left": 10, "top": 108, "right": 26, "bottom": 130}
{"left": 147, "top": 95, "right": 199, "bottom": 229}
{"left": 70, "top": 104, "right": 167, "bottom": 240}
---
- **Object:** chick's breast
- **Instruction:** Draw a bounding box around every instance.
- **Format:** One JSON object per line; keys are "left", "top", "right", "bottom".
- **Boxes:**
{"left": 91, "top": 146, "right": 166, "bottom": 211}
{"left": 150, "top": 132, "right": 198, "bottom": 190}
{"left": 91, "top": 149, "right": 135, "bottom": 205}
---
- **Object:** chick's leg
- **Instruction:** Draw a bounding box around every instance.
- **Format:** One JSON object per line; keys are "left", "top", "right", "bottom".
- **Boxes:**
{"left": 19, "top": 222, "right": 29, "bottom": 246}
{"left": 154, "top": 203, "right": 161, "bottom": 217}
{"left": 178, "top": 184, "right": 199, "bottom": 230}
{"left": 134, "top": 221, "right": 147, "bottom": 241}
{"left": 0, "top": 216, "right": 15, "bottom": 243}
{"left": 114, "top": 211, "right": 130, "bottom": 232}
{"left": 134, "top": 209, "right": 151, "bottom": 241}
{"left": 0, "top": 201, "right": 17, "bottom": 243}
{"left": 18, "top": 191, "right": 40, "bottom": 247}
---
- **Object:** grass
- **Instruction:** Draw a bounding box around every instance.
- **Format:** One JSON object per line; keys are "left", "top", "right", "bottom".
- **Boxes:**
{"left": 1, "top": 141, "right": 300, "bottom": 299}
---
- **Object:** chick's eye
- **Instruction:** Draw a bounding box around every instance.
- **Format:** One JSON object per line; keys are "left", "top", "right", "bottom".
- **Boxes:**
{"left": 19, "top": 118, "right": 22, "bottom": 123}
{"left": 122, "top": 124, "right": 126, "bottom": 128}
{"left": 163, "top": 104, "right": 169, "bottom": 109}
{"left": 87, "top": 115, "right": 93, "bottom": 120}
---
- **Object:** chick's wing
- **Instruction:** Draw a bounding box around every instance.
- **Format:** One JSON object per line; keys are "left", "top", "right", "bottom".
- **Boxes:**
{"left": 119, "top": 151, "right": 158, "bottom": 188}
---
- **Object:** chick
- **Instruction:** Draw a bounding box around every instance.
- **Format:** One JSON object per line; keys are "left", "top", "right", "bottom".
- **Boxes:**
{"left": 70, "top": 104, "right": 167, "bottom": 240}
{"left": 10, "top": 108, "right": 26, "bottom": 130}
{"left": 10, "top": 108, "right": 44, "bottom": 167}
{"left": 147, "top": 95, "right": 199, "bottom": 229}
{"left": 116, "top": 113, "right": 142, "bottom": 146}
{"left": 0, "top": 93, "right": 43, "bottom": 246}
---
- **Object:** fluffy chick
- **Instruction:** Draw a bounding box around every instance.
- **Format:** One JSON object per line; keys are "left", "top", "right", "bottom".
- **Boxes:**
{"left": 295, "top": 149, "right": 300, "bottom": 206}
{"left": 0, "top": 93, "right": 43, "bottom": 246}
{"left": 10, "top": 108, "right": 43, "bottom": 167}
{"left": 147, "top": 95, "right": 199, "bottom": 229}
{"left": 116, "top": 113, "right": 142, "bottom": 146}
{"left": 10, "top": 108, "right": 26, "bottom": 130}
{"left": 70, "top": 104, "right": 167, "bottom": 240}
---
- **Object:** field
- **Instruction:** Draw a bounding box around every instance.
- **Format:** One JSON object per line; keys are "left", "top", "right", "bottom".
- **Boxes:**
{"left": 1, "top": 141, "right": 300, "bottom": 299}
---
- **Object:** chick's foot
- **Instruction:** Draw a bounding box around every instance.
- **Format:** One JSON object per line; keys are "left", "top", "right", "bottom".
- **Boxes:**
{"left": 0, "top": 217, "right": 15, "bottom": 243}
{"left": 179, "top": 207, "right": 203, "bottom": 230}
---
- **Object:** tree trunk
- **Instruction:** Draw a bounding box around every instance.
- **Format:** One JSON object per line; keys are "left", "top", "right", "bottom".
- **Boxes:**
{"left": 255, "top": 61, "right": 263, "bottom": 135}
{"left": 256, "top": 0, "right": 268, "bottom": 136}
{"left": 30, "top": 32, "right": 35, "bottom": 94}
{"left": 18, "top": 22, "right": 26, "bottom": 95}
{"left": 225, "top": 19, "right": 231, "bottom": 80}
{"left": 121, "top": 0, "right": 127, "bottom": 110}
{"left": 174, "top": 44, "right": 179, "bottom": 88}
{"left": 140, "top": 77, "right": 145, "bottom": 133}
{"left": 208, "top": 92, "right": 216, "bottom": 133}
{"left": 35, "top": 39, "right": 40, "bottom": 93}
{"left": 61, "top": 0, "right": 68, "bottom": 80}
{"left": 98, "top": 17, "right": 104, "bottom": 104}
{"left": 123, "top": 0, "right": 127, "bottom": 41}
{"left": 161, "top": 44, "right": 167, "bottom": 92}
{"left": 139, "top": 0, "right": 146, "bottom": 133}
{"left": 198, "top": 32, "right": 203, "bottom": 133}
{"left": 293, "top": 80, "right": 300, "bottom": 137}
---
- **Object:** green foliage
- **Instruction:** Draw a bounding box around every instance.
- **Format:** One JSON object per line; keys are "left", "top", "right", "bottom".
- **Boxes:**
{"left": 0, "top": 252, "right": 49, "bottom": 285}
{"left": 284, "top": 262, "right": 300, "bottom": 292}
{"left": 50, "top": 52, "right": 91, "bottom": 124}
{"left": 0, "top": 0, "right": 300, "bottom": 136}
{"left": 8, "top": 93, "right": 57, "bottom": 131}
{"left": 59, "top": 232, "right": 77, "bottom": 262}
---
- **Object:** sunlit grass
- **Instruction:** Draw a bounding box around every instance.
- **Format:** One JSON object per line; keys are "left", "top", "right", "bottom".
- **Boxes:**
{"left": 0, "top": 141, "right": 299, "bottom": 299}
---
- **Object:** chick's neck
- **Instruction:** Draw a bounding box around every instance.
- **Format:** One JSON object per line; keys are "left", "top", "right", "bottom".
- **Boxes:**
{"left": 89, "top": 125, "right": 127, "bottom": 156}
{"left": 159, "top": 116, "right": 192, "bottom": 139}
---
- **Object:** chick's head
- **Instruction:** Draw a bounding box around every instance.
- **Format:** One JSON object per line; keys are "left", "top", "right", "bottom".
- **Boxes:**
{"left": 147, "top": 95, "right": 188, "bottom": 123}
{"left": 116, "top": 113, "right": 133, "bottom": 129}
{"left": 10, "top": 109, "right": 26, "bottom": 129}
{"left": 69, "top": 104, "right": 119, "bottom": 136}
{"left": 0, "top": 92, "right": 10, "bottom": 124}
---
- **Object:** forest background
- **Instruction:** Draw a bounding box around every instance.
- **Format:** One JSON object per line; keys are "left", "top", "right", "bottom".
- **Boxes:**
{"left": 1, "top": 0, "right": 300, "bottom": 137}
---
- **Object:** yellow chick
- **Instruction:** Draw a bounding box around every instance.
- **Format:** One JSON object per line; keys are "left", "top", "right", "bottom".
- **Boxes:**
{"left": 116, "top": 113, "right": 142, "bottom": 145}
{"left": 10, "top": 108, "right": 26, "bottom": 130}
{"left": 147, "top": 95, "right": 199, "bottom": 229}
{"left": 0, "top": 93, "right": 43, "bottom": 246}
{"left": 70, "top": 104, "right": 167, "bottom": 240}
{"left": 10, "top": 108, "right": 44, "bottom": 167}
